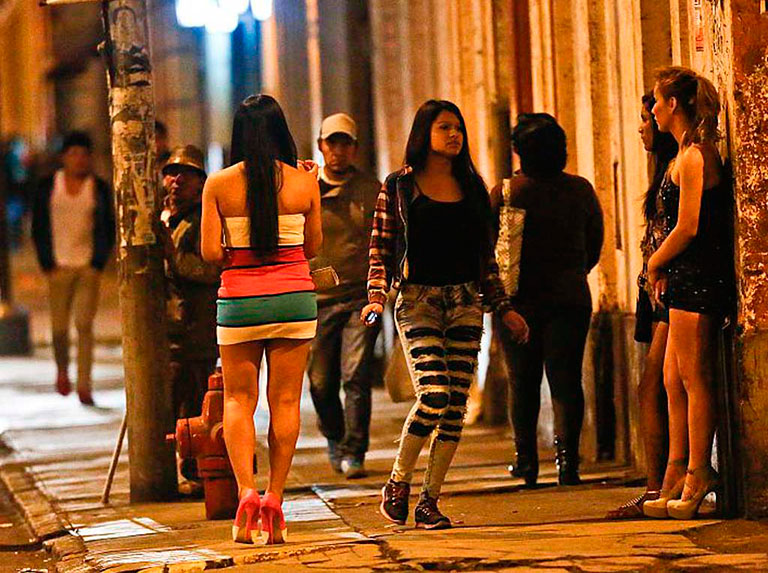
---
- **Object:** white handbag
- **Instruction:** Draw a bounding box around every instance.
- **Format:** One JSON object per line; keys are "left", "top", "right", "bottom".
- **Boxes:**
{"left": 495, "top": 178, "right": 526, "bottom": 297}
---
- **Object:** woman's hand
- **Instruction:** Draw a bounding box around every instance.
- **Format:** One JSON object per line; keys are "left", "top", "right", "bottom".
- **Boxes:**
{"left": 501, "top": 309, "right": 529, "bottom": 344}
{"left": 297, "top": 159, "right": 319, "bottom": 177}
{"left": 647, "top": 254, "right": 667, "bottom": 308}
{"left": 360, "top": 302, "right": 384, "bottom": 327}
{"left": 651, "top": 274, "right": 668, "bottom": 308}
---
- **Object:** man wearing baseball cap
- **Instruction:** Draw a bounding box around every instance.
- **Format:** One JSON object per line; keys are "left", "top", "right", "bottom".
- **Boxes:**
{"left": 308, "top": 113, "right": 382, "bottom": 479}
{"left": 161, "top": 146, "right": 221, "bottom": 490}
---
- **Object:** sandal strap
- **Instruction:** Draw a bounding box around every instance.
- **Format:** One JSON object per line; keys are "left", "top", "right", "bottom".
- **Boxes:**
{"left": 668, "top": 458, "right": 688, "bottom": 467}
{"left": 686, "top": 466, "right": 718, "bottom": 478}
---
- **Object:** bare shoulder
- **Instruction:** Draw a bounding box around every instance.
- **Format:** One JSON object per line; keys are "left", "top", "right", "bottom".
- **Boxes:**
{"left": 283, "top": 162, "right": 316, "bottom": 185}
{"left": 206, "top": 163, "right": 244, "bottom": 192}
{"left": 679, "top": 145, "right": 705, "bottom": 172}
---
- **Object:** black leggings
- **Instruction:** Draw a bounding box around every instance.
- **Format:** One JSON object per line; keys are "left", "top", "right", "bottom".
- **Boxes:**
{"left": 499, "top": 305, "right": 592, "bottom": 455}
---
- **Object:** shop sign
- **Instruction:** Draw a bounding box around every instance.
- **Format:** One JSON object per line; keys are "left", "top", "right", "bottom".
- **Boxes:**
{"left": 694, "top": 0, "right": 705, "bottom": 52}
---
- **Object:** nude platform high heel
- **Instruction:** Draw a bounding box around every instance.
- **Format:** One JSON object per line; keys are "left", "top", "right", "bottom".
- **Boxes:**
{"left": 667, "top": 466, "right": 719, "bottom": 520}
{"left": 642, "top": 459, "right": 687, "bottom": 519}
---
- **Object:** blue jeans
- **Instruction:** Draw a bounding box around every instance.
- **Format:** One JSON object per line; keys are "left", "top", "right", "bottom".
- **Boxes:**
{"left": 308, "top": 297, "right": 381, "bottom": 460}
{"left": 390, "top": 282, "right": 484, "bottom": 497}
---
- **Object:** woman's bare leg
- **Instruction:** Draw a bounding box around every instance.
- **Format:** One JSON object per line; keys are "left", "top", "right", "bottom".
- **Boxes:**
{"left": 639, "top": 322, "right": 669, "bottom": 491}
{"left": 220, "top": 341, "right": 265, "bottom": 494}
{"left": 661, "top": 323, "right": 688, "bottom": 491}
{"left": 669, "top": 309, "right": 718, "bottom": 496}
{"left": 265, "top": 338, "right": 312, "bottom": 499}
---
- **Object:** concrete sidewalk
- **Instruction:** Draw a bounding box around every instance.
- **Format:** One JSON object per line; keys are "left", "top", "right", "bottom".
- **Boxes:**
{"left": 2, "top": 352, "right": 768, "bottom": 572}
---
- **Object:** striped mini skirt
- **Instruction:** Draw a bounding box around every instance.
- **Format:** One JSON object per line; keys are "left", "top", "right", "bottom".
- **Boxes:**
{"left": 216, "top": 246, "right": 317, "bottom": 345}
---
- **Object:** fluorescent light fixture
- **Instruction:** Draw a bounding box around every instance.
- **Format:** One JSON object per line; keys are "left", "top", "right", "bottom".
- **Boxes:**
{"left": 221, "top": 0, "right": 250, "bottom": 14}
{"left": 205, "top": 5, "right": 240, "bottom": 34}
{"left": 176, "top": 0, "right": 252, "bottom": 32}
{"left": 176, "top": 0, "right": 208, "bottom": 28}
{"left": 250, "top": 0, "right": 273, "bottom": 21}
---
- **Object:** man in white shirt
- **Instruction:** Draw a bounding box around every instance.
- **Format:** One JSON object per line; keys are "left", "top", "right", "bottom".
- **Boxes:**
{"left": 32, "top": 132, "right": 115, "bottom": 405}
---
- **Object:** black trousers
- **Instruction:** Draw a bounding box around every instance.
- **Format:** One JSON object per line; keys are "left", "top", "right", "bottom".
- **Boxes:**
{"left": 308, "top": 297, "right": 381, "bottom": 460}
{"left": 499, "top": 305, "right": 592, "bottom": 456}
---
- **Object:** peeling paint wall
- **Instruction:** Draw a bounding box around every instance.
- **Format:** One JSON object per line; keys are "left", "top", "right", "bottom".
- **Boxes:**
{"left": 723, "top": 0, "right": 768, "bottom": 517}
{"left": 730, "top": 52, "right": 768, "bottom": 335}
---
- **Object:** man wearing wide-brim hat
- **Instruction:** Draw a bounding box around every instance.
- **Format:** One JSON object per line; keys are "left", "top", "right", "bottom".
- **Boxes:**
{"left": 161, "top": 145, "right": 221, "bottom": 494}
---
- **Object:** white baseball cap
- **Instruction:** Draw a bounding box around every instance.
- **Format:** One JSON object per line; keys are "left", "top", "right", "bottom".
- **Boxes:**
{"left": 320, "top": 113, "right": 358, "bottom": 141}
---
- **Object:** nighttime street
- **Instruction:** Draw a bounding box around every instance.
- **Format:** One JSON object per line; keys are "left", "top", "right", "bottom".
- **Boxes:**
{"left": 2, "top": 341, "right": 768, "bottom": 571}
{"left": 2, "top": 0, "right": 768, "bottom": 572}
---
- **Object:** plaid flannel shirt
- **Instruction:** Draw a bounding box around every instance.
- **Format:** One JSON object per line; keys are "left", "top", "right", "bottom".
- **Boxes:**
{"left": 367, "top": 166, "right": 512, "bottom": 315}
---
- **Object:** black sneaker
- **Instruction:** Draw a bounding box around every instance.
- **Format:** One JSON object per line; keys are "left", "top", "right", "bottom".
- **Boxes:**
{"left": 414, "top": 492, "right": 451, "bottom": 530}
{"left": 380, "top": 479, "right": 410, "bottom": 525}
{"left": 328, "top": 440, "right": 343, "bottom": 473}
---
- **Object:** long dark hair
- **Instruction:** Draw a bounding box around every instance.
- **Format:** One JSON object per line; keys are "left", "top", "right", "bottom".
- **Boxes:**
{"left": 230, "top": 94, "right": 298, "bottom": 255}
{"left": 404, "top": 99, "right": 492, "bottom": 244}
{"left": 641, "top": 93, "right": 678, "bottom": 222}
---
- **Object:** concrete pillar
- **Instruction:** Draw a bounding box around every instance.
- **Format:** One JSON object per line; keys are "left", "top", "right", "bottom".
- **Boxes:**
{"left": 369, "top": 0, "right": 412, "bottom": 176}
{"left": 724, "top": 0, "right": 768, "bottom": 518}
{"left": 0, "top": 4, "right": 53, "bottom": 147}
{"left": 640, "top": 0, "right": 673, "bottom": 90}
{"left": 147, "top": 0, "right": 206, "bottom": 151}
{"left": 274, "top": 0, "right": 313, "bottom": 159}
{"left": 316, "top": 0, "right": 375, "bottom": 173}
{"left": 528, "top": 0, "right": 556, "bottom": 114}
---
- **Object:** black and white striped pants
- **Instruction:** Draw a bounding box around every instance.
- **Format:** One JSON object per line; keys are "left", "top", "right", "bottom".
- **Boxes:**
{"left": 391, "top": 282, "right": 484, "bottom": 497}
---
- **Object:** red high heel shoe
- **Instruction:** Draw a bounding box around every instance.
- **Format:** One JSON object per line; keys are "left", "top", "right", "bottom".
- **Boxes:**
{"left": 56, "top": 372, "right": 71, "bottom": 396}
{"left": 260, "top": 492, "right": 288, "bottom": 544}
{"left": 232, "top": 488, "right": 261, "bottom": 544}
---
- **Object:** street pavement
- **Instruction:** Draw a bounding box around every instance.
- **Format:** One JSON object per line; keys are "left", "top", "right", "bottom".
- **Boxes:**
{"left": 2, "top": 349, "right": 768, "bottom": 572}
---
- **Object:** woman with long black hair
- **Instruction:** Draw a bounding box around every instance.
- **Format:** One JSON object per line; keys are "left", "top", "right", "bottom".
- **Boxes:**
{"left": 201, "top": 95, "right": 322, "bottom": 544}
{"left": 607, "top": 93, "right": 678, "bottom": 519}
{"left": 361, "top": 100, "right": 528, "bottom": 529}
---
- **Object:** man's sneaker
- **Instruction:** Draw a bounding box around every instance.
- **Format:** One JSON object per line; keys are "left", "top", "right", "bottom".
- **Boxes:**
{"left": 328, "top": 440, "right": 343, "bottom": 473}
{"left": 414, "top": 492, "right": 451, "bottom": 530}
{"left": 380, "top": 479, "right": 410, "bottom": 525}
{"left": 341, "top": 457, "right": 367, "bottom": 479}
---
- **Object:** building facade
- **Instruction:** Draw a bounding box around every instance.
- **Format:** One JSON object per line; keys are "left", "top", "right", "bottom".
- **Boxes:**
{"left": 1, "top": 0, "right": 766, "bottom": 515}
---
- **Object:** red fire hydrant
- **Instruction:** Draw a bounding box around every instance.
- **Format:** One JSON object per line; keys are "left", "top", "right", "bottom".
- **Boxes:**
{"left": 166, "top": 369, "right": 238, "bottom": 520}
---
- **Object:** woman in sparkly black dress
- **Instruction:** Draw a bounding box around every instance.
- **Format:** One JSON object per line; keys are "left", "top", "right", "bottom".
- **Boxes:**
{"left": 642, "top": 67, "right": 734, "bottom": 520}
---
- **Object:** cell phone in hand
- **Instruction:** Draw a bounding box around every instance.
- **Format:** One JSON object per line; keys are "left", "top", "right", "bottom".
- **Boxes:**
{"left": 364, "top": 311, "right": 380, "bottom": 326}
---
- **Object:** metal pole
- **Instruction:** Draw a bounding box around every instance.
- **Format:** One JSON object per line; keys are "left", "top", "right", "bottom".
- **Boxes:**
{"left": 100, "top": 0, "right": 176, "bottom": 501}
{"left": 101, "top": 411, "right": 128, "bottom": 504}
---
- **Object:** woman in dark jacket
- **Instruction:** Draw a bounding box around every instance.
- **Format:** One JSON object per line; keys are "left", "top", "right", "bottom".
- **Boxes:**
{"left": 493, "top": 113, "right": 604, "bottom": 487}
{"left": 361, "top": 100, "right": 528, "bottom": 529}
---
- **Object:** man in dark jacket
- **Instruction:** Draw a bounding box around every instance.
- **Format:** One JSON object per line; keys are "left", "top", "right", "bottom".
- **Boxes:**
{"left": 161, "top": 146, "right": 220, "bottom": 421}
{"left": 308, "top": 114, "right": 382, "bottom": 478}
{"left": 31, "top": 131, "right": 115, "bottom": 405}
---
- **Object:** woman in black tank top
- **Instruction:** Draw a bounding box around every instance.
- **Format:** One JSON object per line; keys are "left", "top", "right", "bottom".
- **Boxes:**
{"left": 361, "top": 100, "right": 528, "bottom": 529}
{"left": 642, "top": 67, "right": 735, "bottom": 521}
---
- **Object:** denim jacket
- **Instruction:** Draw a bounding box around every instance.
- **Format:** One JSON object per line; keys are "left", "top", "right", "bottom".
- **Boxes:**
{"left": 366, "top": 166, "right": 512, "bottom": 314}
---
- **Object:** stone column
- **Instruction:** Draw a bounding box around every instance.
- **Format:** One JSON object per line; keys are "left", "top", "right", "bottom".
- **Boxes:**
{"left": 147, "top": 0, "right": 206, "bottom": 151}
{"left": 725, "top": 0, "right": 768, "bottom": 518}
